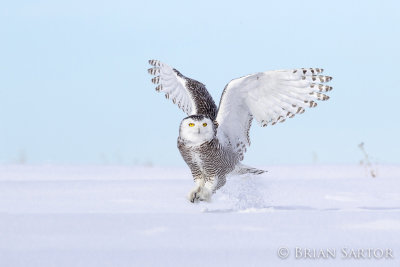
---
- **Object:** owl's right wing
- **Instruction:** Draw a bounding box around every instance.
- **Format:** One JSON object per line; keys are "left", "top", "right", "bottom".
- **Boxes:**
{"left": 215, "top": 68, "right": 332, "bottom": 159}
{"left": 147, "top": 60, "right": 217, "bottom": 120}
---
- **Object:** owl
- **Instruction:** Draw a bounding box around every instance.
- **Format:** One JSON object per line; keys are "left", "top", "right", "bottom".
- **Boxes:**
{"left": 148, "top": 60, "right": 332, "bottom": 203}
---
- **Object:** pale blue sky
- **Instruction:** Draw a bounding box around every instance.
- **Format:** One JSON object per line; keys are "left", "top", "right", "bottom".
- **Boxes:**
{"left": 1, "top": 0, "right": 399, "bottom": 166}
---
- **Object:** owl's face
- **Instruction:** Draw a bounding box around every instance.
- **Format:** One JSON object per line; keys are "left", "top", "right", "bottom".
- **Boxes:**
{"left": 179, "top": 115, "right": 216, "bottom": 145}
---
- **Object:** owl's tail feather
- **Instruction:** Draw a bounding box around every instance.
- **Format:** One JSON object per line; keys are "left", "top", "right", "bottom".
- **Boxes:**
{"left": 233, "top": 163, "right": 267, "bottom": 175}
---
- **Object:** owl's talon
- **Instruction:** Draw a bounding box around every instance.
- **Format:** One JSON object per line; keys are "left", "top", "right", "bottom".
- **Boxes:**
{"left": 191, "top": 192, "right": 197, "bottom": 203}
{"left": 189, "top": 193, "right": 200, "bottom": 203}
{"left": 188, "top": 187, "right": 201, "bottom": 203}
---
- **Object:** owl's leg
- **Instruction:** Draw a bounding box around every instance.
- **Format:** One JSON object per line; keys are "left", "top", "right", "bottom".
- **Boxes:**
{"left": 198, "top": 176, "right": 217, "bottom": 202}
{"left": 187, "top": 177, "right": 205, "bottom": 203}
{"left": 199, "top": 175, "right": 226, "bottom": 202}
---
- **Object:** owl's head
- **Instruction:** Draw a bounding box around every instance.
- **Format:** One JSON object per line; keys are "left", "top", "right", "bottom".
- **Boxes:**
{"left": 179, "top": 115, "right": 217, "bottom": 145}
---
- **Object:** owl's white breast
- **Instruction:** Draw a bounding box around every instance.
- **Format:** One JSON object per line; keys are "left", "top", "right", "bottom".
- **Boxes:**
{"left": 190, "top": 150, "right": 203, "bottom": 171}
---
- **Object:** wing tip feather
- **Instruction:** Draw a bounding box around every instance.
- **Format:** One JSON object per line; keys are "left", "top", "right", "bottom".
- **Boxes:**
{"left": 148, "top": 59, "right": 161, "bottom": 66}
{"left": 147, "top": 67, "right": 160, "bottom": 75}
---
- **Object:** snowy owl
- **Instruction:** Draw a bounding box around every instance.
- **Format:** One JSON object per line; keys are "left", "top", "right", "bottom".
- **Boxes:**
{"left": 148, "top": 60, "right": 332, "bottom": 203}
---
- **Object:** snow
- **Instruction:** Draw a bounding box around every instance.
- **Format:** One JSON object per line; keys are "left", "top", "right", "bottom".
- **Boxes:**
{"left": 0, "top": 164, "right": 399, "bottom": 267}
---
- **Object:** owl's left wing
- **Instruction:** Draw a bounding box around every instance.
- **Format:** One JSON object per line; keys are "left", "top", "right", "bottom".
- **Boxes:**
{"left": 148, "top": 60, "right": 217, "bottom": 119}
{"left": 215, "top": 68, "right": 332, "bottom": 159}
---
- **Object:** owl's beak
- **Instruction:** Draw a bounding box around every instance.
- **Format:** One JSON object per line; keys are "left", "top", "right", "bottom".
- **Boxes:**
{"left": 198, "top": 128, "right": 200, "bottom": 134}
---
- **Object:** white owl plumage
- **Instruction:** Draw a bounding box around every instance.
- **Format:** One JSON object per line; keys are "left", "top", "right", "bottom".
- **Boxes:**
{"left": 148, "top": 60, "right": 332, "bottom": 202}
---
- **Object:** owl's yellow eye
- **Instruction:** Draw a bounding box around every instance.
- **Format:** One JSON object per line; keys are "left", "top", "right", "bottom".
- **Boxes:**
{"left": 202, "top": 123, "right": 207, "bottom": 127}
{"left": 188, "top": 123, "right": 195, "bottom": 127}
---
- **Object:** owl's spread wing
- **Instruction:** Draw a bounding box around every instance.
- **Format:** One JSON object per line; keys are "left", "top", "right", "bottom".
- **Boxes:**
{"left": 148, "top": 60, "right": 217, "bottom": 119}
{"left": 215, "top": 68, "right": 332, "bottom": 158}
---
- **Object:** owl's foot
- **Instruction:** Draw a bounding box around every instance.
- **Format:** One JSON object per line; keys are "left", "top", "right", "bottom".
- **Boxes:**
{"left": 187, "top": 185, "right": 202, "bottom": 203}
{"left": 197, "top": 187, "right": 212, "bottom": 202}
{"left": 187, "top": 187, "right": 212, "bottom": 203}
{"left": 187, "top": 186, "right": 213, "bottom": 203}
{"left": 188, "top": 179, "right": 216, "bottom": 203}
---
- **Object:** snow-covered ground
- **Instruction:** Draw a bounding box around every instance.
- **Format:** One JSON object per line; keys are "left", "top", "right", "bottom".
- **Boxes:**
{"left": 0, "top": 164, "right": 399, "bottom": 267}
